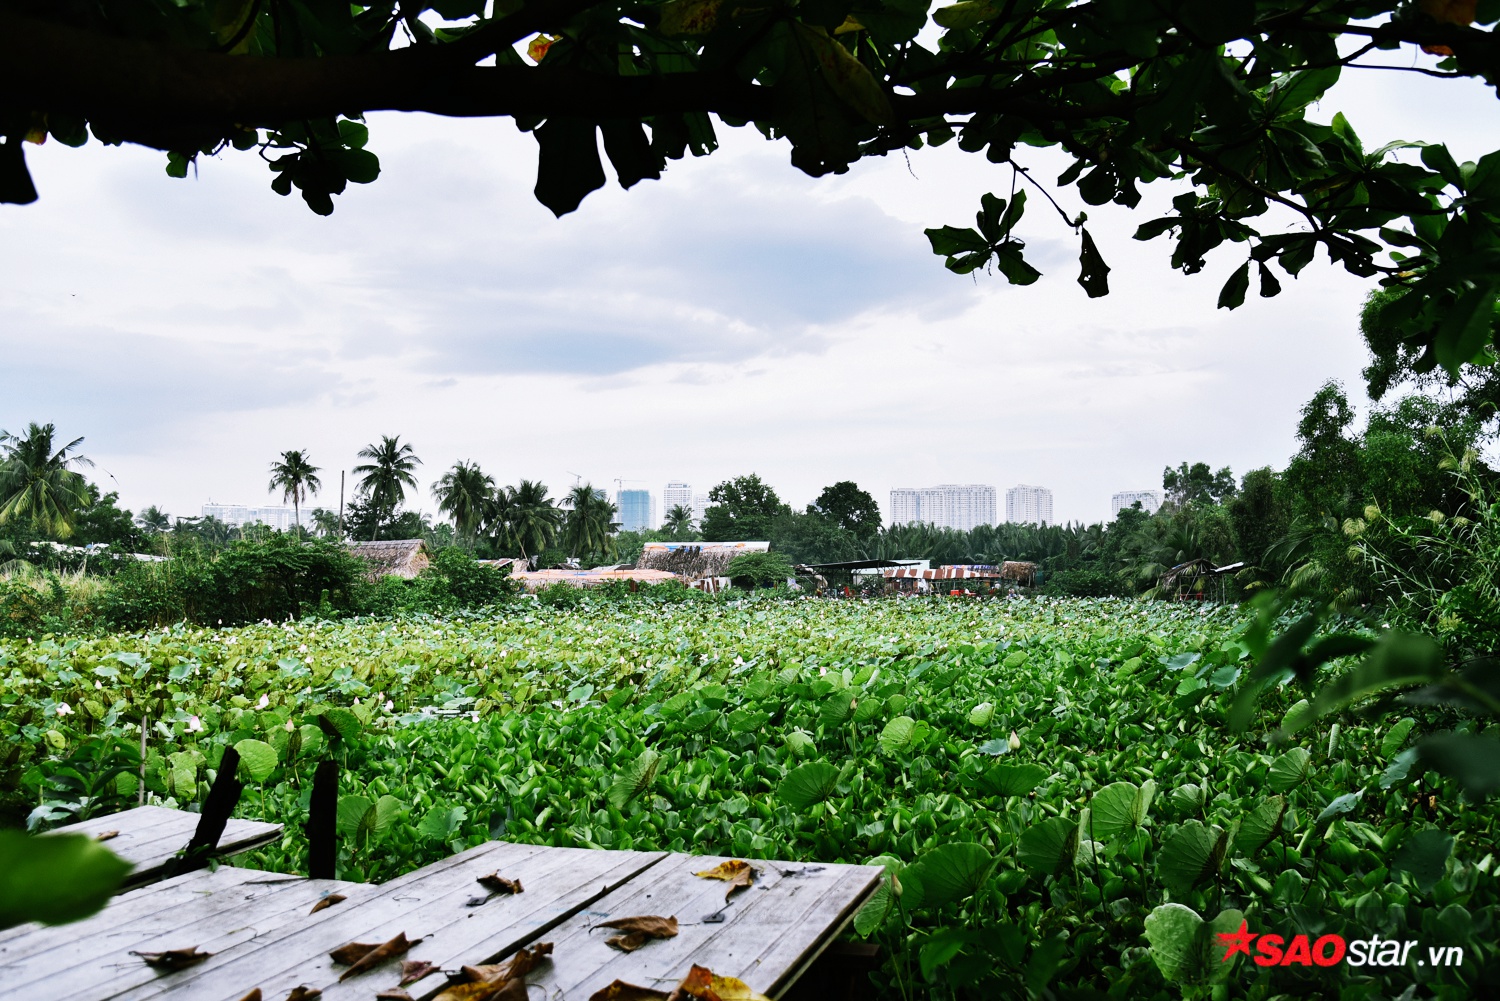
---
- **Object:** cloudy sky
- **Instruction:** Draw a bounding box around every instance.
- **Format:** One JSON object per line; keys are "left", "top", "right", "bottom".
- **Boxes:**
{"left": 2, "top": 44, "right": 1494, "bottom": 526}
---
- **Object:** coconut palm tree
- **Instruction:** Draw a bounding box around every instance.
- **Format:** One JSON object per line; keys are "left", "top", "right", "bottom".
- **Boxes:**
{"left": 0, "top": 423, "right": 93, "bottom": 539}
{"left": 662, "top": 503, "right": 695, "bottom": 539}
{"left": 505, "top": 479, "right": 562, "bottom": 561}
{"left": 268, "top": 450, "right": 322, "bottom": 530}
{"left": 563, "top": 483, "right": 618, "bottom": 561}
{"left": 134, "top": 505, "right": 172, "bottom": 534}
{"left": 353, "top": 436, "right": 421, "bottom": 541}
{"left": 433, "top": 460, "right": 494, "bottom": 547}
{"left": 308, "top": 507, "right": 341, "bottom": 539}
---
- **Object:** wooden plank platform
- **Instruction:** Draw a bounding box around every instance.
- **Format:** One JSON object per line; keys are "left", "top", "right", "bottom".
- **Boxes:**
{"left": 13, "top": 808, "right": 882, "bottom": 1001}
{"left": 48, "top": 806, "right": 283, "bottom": 888}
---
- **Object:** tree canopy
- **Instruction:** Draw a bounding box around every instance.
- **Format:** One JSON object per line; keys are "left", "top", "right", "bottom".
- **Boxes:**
{"left": 7, "top": 1, "right": 1500, "bottom": 373}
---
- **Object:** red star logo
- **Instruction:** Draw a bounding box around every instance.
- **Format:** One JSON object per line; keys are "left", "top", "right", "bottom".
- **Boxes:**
{"left": 1217, "top": 921, "right": 1257, "bottom": 961}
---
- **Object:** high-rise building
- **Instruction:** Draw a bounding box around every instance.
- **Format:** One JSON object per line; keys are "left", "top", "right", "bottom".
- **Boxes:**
{"left": 693, "top": 493, "right": 711, "bottom": 524}
{"left": 616, "top": 489, "right": 657, "bottom": 532}
{"left": 1111, "top": 490, "right": 1162, "bottom": 517}
{"left": 663, "top": 481, "right": 693, "bottom": 520}
{"left": 888, "top": 484, "right": 997, "bottom": 531}
{"left": 1006, "top": 485, "right": 1054, "bottom": 526}
{"left": 201, "top": 502, "right": 295, "bottom": 531}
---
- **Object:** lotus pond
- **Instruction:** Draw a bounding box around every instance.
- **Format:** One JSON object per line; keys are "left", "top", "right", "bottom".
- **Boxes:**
{"left": 3, "top": 595, "right": 1495, "bottom": 999}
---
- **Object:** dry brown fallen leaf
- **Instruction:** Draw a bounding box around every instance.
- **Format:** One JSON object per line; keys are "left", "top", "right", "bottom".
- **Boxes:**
{"left": 95, "top": 830, "right": 119, "bottom": 842}
{"left": 131, "top": 946, "right": 213, "bottom": 971}
{"left": 588, "top": 982, "right": 668, "bottom": 1001}
{"left": 597, "top": 915, "right": 679, "bottom": 952}
{"left": 692, "top": 860, "right": 755, "bottom": 902}
{"left": 332, "top": 932, "right": 422, "bottom": 982}
{"left": 666, "top": 965, "right": 770, "bottom": 1001}
{"left": 308, "top": 893, "right": 346, "bottom": 915}
{"left": 398, "top": 959, "right": 438, "bottom": 986}
{"left": 234, "top": 990, "right": 262, "bottom": 1001}
{"left": 432, "top": 942, "right": 553, "bottom": 1001}
{"left": 285, "top": 988, "right": 322, "bottom": 1001}
{"left": 476, "top": 872, "right": 524, "bottom": 894}
{"left": 328, "top": 941, "right": 379, "bottom": 965}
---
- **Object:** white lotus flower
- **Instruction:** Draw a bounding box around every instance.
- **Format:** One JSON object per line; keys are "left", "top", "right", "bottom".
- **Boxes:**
{"left": 256, "top": 694, "right": 269, "bottom": 709}
{"left": 186, "top": 715, "right": 203, "bottom": 733}
{"left": 56, "top": 702, "right": 73, "bottom": 716}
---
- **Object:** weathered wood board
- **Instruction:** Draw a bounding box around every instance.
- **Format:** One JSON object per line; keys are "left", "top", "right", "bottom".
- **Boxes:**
{"left": 516, "top": 853, "right": 883, "bottom": 1000}
{"left": 0, "top": 866, "right": 359, "bottom": 1001}
{"left": 12, "top": 807, "right": 881, "bottom": 1001}
{"left": 49, "top": 805, "right": 283, "bottom": 887}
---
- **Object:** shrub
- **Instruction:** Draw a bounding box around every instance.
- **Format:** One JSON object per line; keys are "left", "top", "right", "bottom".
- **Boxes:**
{"left": 1040, "top": 566, "right": 1123, "bottom": 598}
{"left": 724, "top": 551, "right": 795, "bottom": 588}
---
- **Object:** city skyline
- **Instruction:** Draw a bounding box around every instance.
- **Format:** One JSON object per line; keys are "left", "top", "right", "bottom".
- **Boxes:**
{"left": 1006, "top": 485, "right": 1054, "bottom": 527}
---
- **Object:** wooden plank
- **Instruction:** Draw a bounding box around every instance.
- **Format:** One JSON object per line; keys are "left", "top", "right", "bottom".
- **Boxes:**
{"left": 512, "top": 854, "right": 883, "bottom": 1001}
{"left": 1, "top": 867, "right": 361, "bottom": 1001}
{"left": 121, "top": 842, "right": 666, "bottom": 1001}
{"left": 47, "top": 807, "right": 283, "bottom": 888}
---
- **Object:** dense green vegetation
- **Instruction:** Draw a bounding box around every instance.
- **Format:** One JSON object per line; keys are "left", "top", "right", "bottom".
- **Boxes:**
{"left": 4, "top": 596, "right": 1495, "bottom": 997}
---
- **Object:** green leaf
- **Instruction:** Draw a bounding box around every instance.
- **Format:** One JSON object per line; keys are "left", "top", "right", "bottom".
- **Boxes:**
{"left": 607, "top": 748, "right": 662, "bottom": 810}
{"left": 1312, "top": 632, "right": 1443, "bottom": 717}
{"left": 373, "top": 795, "right": 402, "bottom": 835}
{"left": 1144, "top": 904, "right": 1246, "bottom": 985}
{"left": 1313, "top": 790, "right": 1361, "bottom": 834}
{"left": 1089, "top": 781, "right": 1147, "bottom": 839}
{"left": 933, "top": 1, "right": 1000, "bottom": 29}
{"left": 878, "top": 716, "right": 916, "bottom": 755}
{"left": 853, "top": 855, "right": 903, "bottom": 936}
{"left": 1381, "top": 719, "right": 1417, "bottom": 759}
{"left": 336, "top": 795, "right": 374, "bottom": 840}
{"left": 1156, "top": 821, "right": 1227, "bottom": 896}
{"left": 318, "top": 707, "right": 362, "bottom": 744}
{"left": 778, "top": 760, "right": 840, "bottom": 809}
{"left": 966, "top": 701, "right": 994, "bottom": 727}
{"left": 1017, "top": 816, "right": 1079, "bottom": 877}
{"left": 820, "top": 694, "right": 855, "bottom": 726}
{"left": 1417, "top": 732, "right": 1500, "bottom": 798}
{"left": 994, "top": 245, "right": 1042, "bottom": 286}
{"left": 1231, "top": 796, "right": 1285, "bottom": 858}
{"left": 1391, "top": 827, "right": 1453, "bottom": 893}
{"left": 1267, "top": 747, "right": 1311, "bottom": 792}
{"left": 1077, "top": 229, "right": 1110, "bottom": 298}
{"left": 416, "top": 805, "right": 467, "bottom": 841}
{"left": 0, "top": 831, "right": 132, "bottom": 929}
{"left": 1436, "top": 286, "right": 1499, "bottom": 374}
{"left": 1280, "top": 698, "right": 1314, "bottom": 734}
{"left": 1217, "top": 262, "right": 1250, "bottom": 310}
{"left": 1381, "top": 747, "right": 1419, "bottom": 789}
{"left": 232, "top": 738, "right": 279, "bottom": 784}
{"left": 925, "top": 225, "right": 988, "bottom": 258}
{"left": 784, "top": 730, "right": 816, "bottom": 759}
{"left": 903, "top": 842, "right": 995, "bottom": 909}
{"left": 533, "top": 117, "right": 606, "bottom": 217}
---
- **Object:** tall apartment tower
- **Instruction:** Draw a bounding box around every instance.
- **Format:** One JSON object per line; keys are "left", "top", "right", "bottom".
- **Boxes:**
{"left": 888, "top": 484, "right": 997, "bottom": 531}
{"left": 616, "top": 489, "right": 657, "bottom": 532}
{"left": 1111, "top": 490, "right": 1162, "bottom": 516}
{"left": 1006, "top": 485, "right": 1054, "bottom": 526}
{"left": 663, "top": 481, "right": 693, "bottom": 518}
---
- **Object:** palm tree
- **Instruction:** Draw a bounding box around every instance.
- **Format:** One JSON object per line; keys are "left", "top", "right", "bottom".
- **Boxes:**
{"left": 0, "top": 423, "right": 93, "bottom": 539}
{"left": 135, "top": 505, "right": 172, "bottom": 534}
{"left": 563, "top": 483, "right": 618, "bottom": 561}
{"left": 433, "top": 460, "right": 494, "bottom": 547}
{"left": 308, "top": 507, "right": 341, "bottom": 539}
{"left": 353, "top": 436, "right": 421, "bottom": 541}
{"left": 268, "top": 450, "right": 322, "bottom": 530}
{"left": 506, "top": 479, "right": 562, "bottom": 561}
{"left": 662, "top": 503, "right": 695, "bottom": 539}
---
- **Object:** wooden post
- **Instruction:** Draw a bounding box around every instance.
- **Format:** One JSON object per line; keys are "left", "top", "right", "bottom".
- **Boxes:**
{"left": 306, "top": 759, "right": 339, "bottom": 879}
{"left": 163, "top": 746, "right": 244, "bottom": 878}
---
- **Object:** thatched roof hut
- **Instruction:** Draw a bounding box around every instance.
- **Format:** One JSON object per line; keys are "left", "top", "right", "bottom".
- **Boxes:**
{"left": 513, "top": 568, "right": 680, "bottom": 590}
{"left": 637, "top": 541, "right": 769, "bottom": 580}
{"left": 348, "top": 539, "right": 430, "bottom": 580}
{"left": 1000, "top": 561, "right": 1037, "bottom": 585}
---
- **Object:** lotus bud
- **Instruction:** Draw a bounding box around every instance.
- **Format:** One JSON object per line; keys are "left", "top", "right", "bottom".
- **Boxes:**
{"left": 1008, "top": 731, "right": 1021, "bottom": 751}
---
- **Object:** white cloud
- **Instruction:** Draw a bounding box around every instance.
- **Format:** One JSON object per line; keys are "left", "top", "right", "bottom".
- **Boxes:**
{"left": 1, "top": 52, "right": 1493, "bottom": 525}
